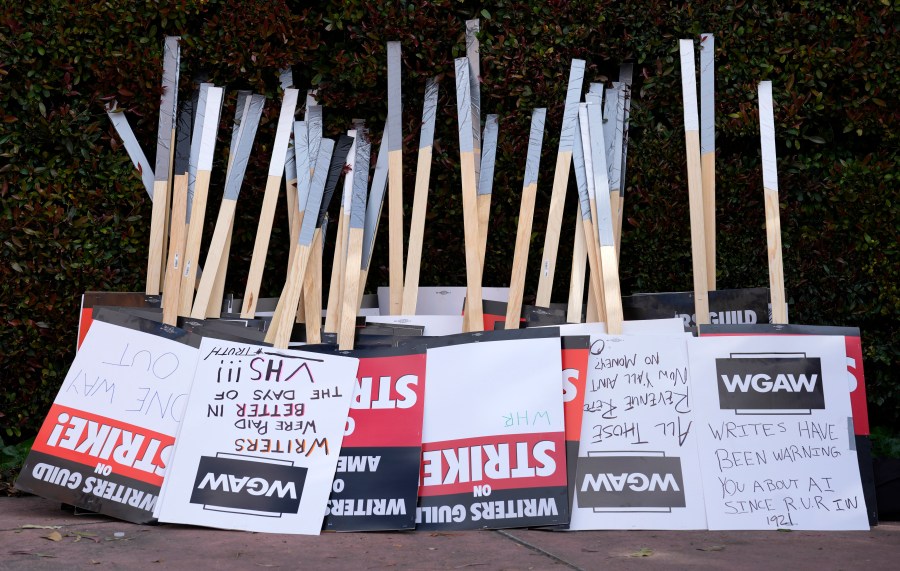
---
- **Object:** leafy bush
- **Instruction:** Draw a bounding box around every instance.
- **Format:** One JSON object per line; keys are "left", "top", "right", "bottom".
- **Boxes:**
{"left": 1, "top": 0, "right": 897, "bottom": 439}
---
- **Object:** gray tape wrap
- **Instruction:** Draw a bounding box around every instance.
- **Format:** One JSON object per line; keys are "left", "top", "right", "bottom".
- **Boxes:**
{"left": 523, "top": 108, "right": 546, "bottom": 188}
{"left": 362, "top": 122, "right": 390, "bottom": 269}
{"left": 572, "top": 115, "right": 591, "bottom": 221}
{"left": 454, "top": 58, "right": 474, "bottom": 153}
{"left": 558, "top": 59, "right": 586, "bottom": 153}
{"left": 299, "top": 139, "right": 334, "bottom": 245}
{"left": 294, "top": 121, "right": 310, "bottom": 209}
{"left": 154, "top": 36, "right": 180, "bottom": 181}
{"left": 477, "top": 114, "right": 499, "bottom": 196}
{"left": 700, "top": 34, "right": 715, "bottom": 154}
{"left": 223, "top": 94, "right": 265, "bottom": 201}
{"left": 387, "top": 42, "right": 402, "bottom": 152}
{"left": 419, "top": 77, "right": 439, "bottom": 150}
{"left": 350, "top": 128, "right": 371, "bottom": 229}
{"left": 186, "top": 83, "right": 212, "bottom": 222}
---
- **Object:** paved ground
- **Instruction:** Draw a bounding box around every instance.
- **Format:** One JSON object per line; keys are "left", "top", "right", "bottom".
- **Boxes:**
{"left": 2, "top": 495, "right": 899, "bottom": 570}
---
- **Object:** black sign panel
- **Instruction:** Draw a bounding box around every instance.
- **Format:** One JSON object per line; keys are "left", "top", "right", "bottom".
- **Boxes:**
{"left": 575, "top": 456, "right": 686, "bottom": 509}
{"left": 190, "top": 455, "right": 307, "bottom": 515}
{"left": 716, "top": 356, "right": 825, "bottom": 410}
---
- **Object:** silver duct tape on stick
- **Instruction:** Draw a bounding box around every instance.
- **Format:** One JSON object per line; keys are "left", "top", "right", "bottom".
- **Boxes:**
{"left": 146, "top": 36, "right": 181, "bottom": 295}
{"left": 338, "top": 127, "right": 371, "bottom": 349}
{"left": 478, "top": 115, "right": 499, "bottom": 197}
{"left": 535, "top": 59, "right": 585, "bottom": 307}
{"left": 177, "top": 85, "right": 223, "bottom": 317}
{"left": 307, "top": 105, "right": 323, "bottom": 178}
{"left": 402, "top": 78, "right": 440, "bottom": 314}
{"left": 616, "top": 64, "right": 634, "bottom": 258}
{"left": 173, "top": 99, "right": 193, "bottom": 177}
{"left": 105, "top": 103, "right": 155, "bottom": 197}
{"left": 699, "top": 33, "right": 716, "bottom": 291}
{"left": 386, "top": 41, "right": 405, "bottom": 315}
{"left": 187, "top": 83, "right": 212, "bottom": 223}
{"left": 505, "top": 108, "right": 546, "bottom": 329}
{"left": 466, "top": 18, "right": 482, "bottom": 187}
{"left": 318, "top": 135, "right": 356, "bottom": 228}
{"left": 265, "top": 138, "right": 334, "bottom": 348}
{"left": 361, "top": 121, "right": 389, "bottom": 272}
{"left": 455, "top": 57, "right": 484, "bottom": 331}
{"left": 191, "top": 94, "right": 265, "bottom": 319}
{"left": 679, "top": 38, "right": 710, "bottom": 325}
{"left": 758, "top": 81, "right": 787, "bottom": 324}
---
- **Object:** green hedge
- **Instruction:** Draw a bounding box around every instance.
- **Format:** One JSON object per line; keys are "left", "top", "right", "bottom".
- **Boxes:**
{"left": 1, "top": 0, "right": 898, "bottom": 440}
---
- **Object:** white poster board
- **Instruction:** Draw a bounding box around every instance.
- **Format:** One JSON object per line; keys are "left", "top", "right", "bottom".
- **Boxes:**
{"left": 17, "top": 320, "right": 199, "bottom": 523}
{"left": 569, "top": 333, "right": 707, "bottom": 529}
{"left": 157, "top": 338, "right": 358, "bottom": 534}
{"left": 416, "top": 330, "right": 568, "bottom": 529}
{"left": 688, "top": 335, "right": 868, "bottom": 530}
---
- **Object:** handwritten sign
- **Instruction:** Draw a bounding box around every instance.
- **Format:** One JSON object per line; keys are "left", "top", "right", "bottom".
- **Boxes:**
{"left": 415, "top": 329, "right": 568, "bottom": 530}
{"left": 322, "top": 347, "right": 427, "bottom": 531}
{"left": 688, "top": 335, "right": 869, "bottom": 530}
{"left": 156, "top": 338, "right": 357, "bottom": 534}
{"left": 569, "top": 333, "right": 707, "bottom": 530}
{"left": 17, "top": 320, "right": 199, "bottom": 523}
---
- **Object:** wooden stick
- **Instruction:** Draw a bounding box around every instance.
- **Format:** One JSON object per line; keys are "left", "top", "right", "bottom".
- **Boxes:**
{"left": 505, "top": 109, "right": 546, "bottom": 329}
{"left": 308, "top": 134, "right": 353, "bottom": 340}
{"left": 146, "top": 36, "right": 180, "bottom": 295}
{"left": 240, "top": 88, "right": 299, "bottom": 317}
{"left": 386, "top": 41, "right": 405, "bottom": 315}
{"left": 679, "top": 39, "right": 711, "bottom": 325}
{"left": 265, "top": 136, "right": 334, "bottom": 348}
{"left": 577, "top": 103, "right": 607, "bottom": 324}
{"left": 359, "top": 121, "right": 390, "bottom": 307}
{"left": 338, "top": 128, "right": 371, "bottom": 349}
{"left": 572, "top": 107, "right": 605, "bottom": 322}
{"left": 759, "top": 81, "right": 788, "bottom": 324}
{"left": 161, "top": 172, "right": 188, "bottom": 326}
{"left": 299, "top": 136, "right": 334, "bottom": 337}
{"left": 323, "top": 131, "right": 356, "bottom": 334}
{"left": 586, "top": 88, "right": 624, "bottom": 334}
{"left": 535, "top": 60, "right": 585, "bottom": 307}
{"left": 296, "top": 106, "right": 325, "bottom": 324}
{"left": 401, "top": 78, "right": 439, "bottom": 315}
{"left": 455, "top": 57, "right": 484, "bottom": 332}
{"left": 191, "top": 94, "right": 265, "bottom": 318}
{"left": 606, "top": 83, "right": 626, "bottom": 256}
{"left": 566, "top": 210, "right": 588, "bottom": 325}
{"left": 700, "top": 33, "right": 716, "bottom": 291}
{"left": 177, "top": 85, "right": 224, "bottom": 316}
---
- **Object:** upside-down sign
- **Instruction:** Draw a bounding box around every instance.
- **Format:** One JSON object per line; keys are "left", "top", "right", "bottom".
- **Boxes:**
{"left": 412, "top": 329, "right": 568, "bottom": 530}
{"left": 16, "top": 318, "right": 200, "bottom": 523}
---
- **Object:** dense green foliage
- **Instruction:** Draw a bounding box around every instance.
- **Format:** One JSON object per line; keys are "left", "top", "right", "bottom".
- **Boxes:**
{"left": 1, "top": 1, "right": 898, "bottom": 443}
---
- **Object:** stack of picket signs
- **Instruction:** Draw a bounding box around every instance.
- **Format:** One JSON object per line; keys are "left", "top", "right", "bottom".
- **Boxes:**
{"left": 16, "top": 26, "right": 876, "bottom": 533}
{"left": 17, "top": 308, "right": 872, "bottom": 534}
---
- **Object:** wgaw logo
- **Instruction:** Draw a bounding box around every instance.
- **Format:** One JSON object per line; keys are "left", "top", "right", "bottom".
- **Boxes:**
{"left": 190, "top": 455, "right": 307, "bottom": 515}
{"left": 716, "top": 355, "right": 825, "bottom": 410}
{"left": 575, "top": 456, "right": 686, "bottom": 510}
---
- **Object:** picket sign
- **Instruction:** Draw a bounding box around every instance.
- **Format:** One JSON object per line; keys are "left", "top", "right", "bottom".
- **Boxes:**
{"left": 324, "top": 130, "right": 357, "bottom": 334}
{"left": 16, "top": 318, "right": 200, "bottom": 524}
{"left": 297, "top": 105, "right": 325, "bottom": 326}
{"left": 688, "top": 335, "right": 868, "bottom": 530}
{"left": 157, "top": 338, "right": 358, "bottom": 534}
{"left": 572, "top": 106, "right": 605, "bottom": 322}
{"left": 413, "top": 329, "right": 569, "bottom": 530}
{"left": 339, "top": 128, "right": 371, "bottom": 350}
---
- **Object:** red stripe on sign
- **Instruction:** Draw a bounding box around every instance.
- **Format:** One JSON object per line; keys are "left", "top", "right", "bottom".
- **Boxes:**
{"left": 561, "top": 346, "right": 589, "bottom": 441}
{"left": 77, "top": 308, "right": 93, "bottom": 351}
{"left": 419, "top": 432, "right": 567, "bottom": 497}
{"left": 31, "top": 404, "right": 174, "bottom": 486}
{"left": 344, "top": 353, "right": 428, "bottom": 448}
